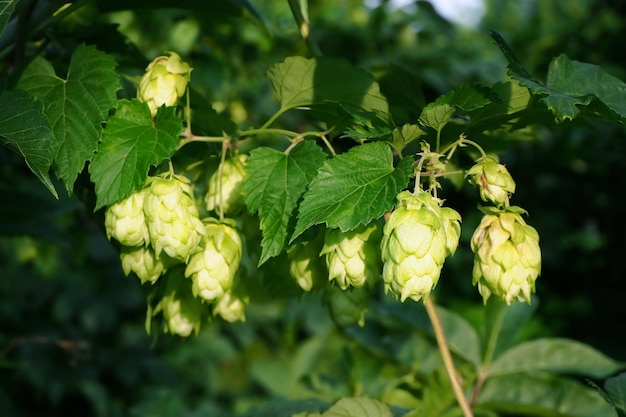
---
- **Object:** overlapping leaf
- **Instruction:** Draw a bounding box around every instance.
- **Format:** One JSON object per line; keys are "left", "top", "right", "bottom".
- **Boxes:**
{"left": 0, "top": 90, "right": 57, "bottom": 197}
{"left": 242, "top": 140, "right": 326, "bottom": 265}
{"left": 89, "top": 100, "right": 182, "bottom": 210}
{"left": 17, "top": 44, "right": 120, "bottom": 193}
{"left": 292, "top": 142, "right": 413, "bottom": 240}
{"left": 419, "top": 85, "right": 492, "bottom": 132}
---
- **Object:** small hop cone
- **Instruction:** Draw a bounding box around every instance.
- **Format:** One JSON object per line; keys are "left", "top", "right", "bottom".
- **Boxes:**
{"left": 381, "top": 190, "right": 461, "bottom": 302}
{"left": 467, "top": 155, "right": 516, "bottom": 207}
{"left": 120, "top": 245, "right": 168, "bottom": 284}
{"left": 471, "top": 209, "right": 541, "bottom": 305}
{"left": 320, "top": 222, "right": 383, "bottom": 290}
{"left": 323, "top": 286, "right": 369, "bottom": 327}
{"left": 214, "top": 291, "right": 248, "bottom": 323}
{"left": 185, "top": 222, "right": 242, "bottom": 302}
{"left": 137, "top": 51, "right": 191, "bottom": 117}
{"left": 287, "top": 235, "right": 327, "bottom": 292}
{"left": 205, "top": 154, "right": 248, "bottom": 216}
{"left": 158, "top": 273, "right": 205, "bottom": 337}
{"left": 104, "top": 189, "right": 149, "bottom": 247}
{"left": 144, "top": 174, "right": 205, "bottom": 262}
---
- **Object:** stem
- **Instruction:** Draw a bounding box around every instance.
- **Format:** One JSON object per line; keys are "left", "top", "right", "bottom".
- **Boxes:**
{"left": 238, "top": 127, "right": 299, "bottom": 139}
{"left": 259, "top": 107, "right": 289, "bottom": 131}
{"left": 319, "top": 134, "right": 336, "bottom": 156}
{"left": 424, "top": 297, "right": 474, "bottom": 417}
{"left": 287, "top": 0, "right": 323, "bottom": 57}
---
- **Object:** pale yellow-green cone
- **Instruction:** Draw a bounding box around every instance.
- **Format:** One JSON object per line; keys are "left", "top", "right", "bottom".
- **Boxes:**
{"left": 157, "top": 273, "right": 205, "bottom": 337}
{"left": 105, "top": 189, "right": 149, "bottom": 247}
{"left": 185, "top": 222, "right": 242, "bottom": 302}
{"left": 213, "top": 291, "right": 248, "bottom": 323}
{"left": 323, "top": 286, "right": 369, "bottom": 327}
{"left": 144, "top": 174, "right": 205, "bottom": 262}
{"left": 205, "top": 154, "right": 248, "bottom": 216}
{"left": 471, "top": 209, "right": 541, "bottom": 305}
{"left": 137, "top": 52, "right": 191, "bottom": 117}
{"left": 381, "top": 190, "right": 461, "bottom": 302}
{"left": 120, "top": 245, "right": 168, "bottom": 284}
{"left": 467, "top": 155, "right": 516, "bottom": 208}
{"left": 287, "top": 234, "right": 327, "bottom": 292}
{"left": 320, "top": 222, "right": 383, "bottom": 290}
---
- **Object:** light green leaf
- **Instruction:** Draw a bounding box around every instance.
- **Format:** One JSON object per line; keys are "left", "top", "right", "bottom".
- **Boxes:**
{"left": 324, "top": 397, "right": 392, "bottom": 417}
{"left": 489, "top": 338, "right": 624, "bottom": 378}
{"left": 17, "top": 44, "right": 120, "bottom": 193}
{"left": 390, "top": 123, "right": 427, "bottom": 154}
{"left": 0, "top": 90, "right": 57, "bottom": 197}
{"left": 89, "top": 100, "right": 182, "bottom": 210}
{"left": 242, "top": 140, "right": 327, "bottom": 265}
{"left": 0, "top": 0, "right": 19, "bottom": 40}
{"left": 267, "top": 56, "right": 390, "bottom": 121}
{"left": 292, "top": 142, "right": 413, "bottom": 240}
{"left": 478, "top": 373, "right": 615, "bottom": 417}
{"left": 434, "top": 306, "right": 482, "bottom": 370}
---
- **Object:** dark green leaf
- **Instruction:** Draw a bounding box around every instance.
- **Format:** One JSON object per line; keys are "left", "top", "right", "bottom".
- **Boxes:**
{"left": 0, "top": 0, "right": 19, "bottom": 40}
{"left": 419, "top": 85, "right": 492, "bottom": 132}
{"left": 292, "top": 142, "right": 413, "bottom": 240}
{"left": 89, "top": 100, "right": 182, "bottom": 210}
{"left": 242, "top": 140, "right": 327, "bottom": 264}
{"left": 604, "top": 373, "right": 626, "bottom": 412}
{"left": 17, "top": 44, "right": 120, "bottom": 193}
{"left": 489, "top": 338, "right": 624, "bottom": 378}
{"left": 0, "top": 90, "right": 57, "bottom": 197}
{"left": 478, "top": 373, "right": 615, "bottom": 417}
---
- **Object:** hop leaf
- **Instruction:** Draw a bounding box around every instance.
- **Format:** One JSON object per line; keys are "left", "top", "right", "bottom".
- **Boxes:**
{"left": 320, "top": 222, "right": 383, "bottom": 290}
{"left": 137, "top": 52, "right": 191, "bottom": 117}
{"left": 471, "top": 209, "right": 541, "bottom": 305}
{"left": 119, "top": 245, "right": 169, "bottom": 284}
{"left": 105, "top": 188, "right": 150, "bottom": 247}
{"left": 381, "top": 190, "right": 461, "bottom": 302}
{"left": 467, "top": 155, "right": 516, "bottom": 207}
{"left": 205, "top": 154, "right": 248, "bottom": 216}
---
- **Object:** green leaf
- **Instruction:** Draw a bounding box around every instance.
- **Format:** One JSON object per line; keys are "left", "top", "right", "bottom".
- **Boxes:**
{"left": 478, "top": 373, "right": 615, "bottom": 417}
{"left": 292, "top": 142, "right": 413, "bottom": 240}
{"left": 89, "top": 100, "right": 182, "bottom": 210}
{"left": 419, "top": 85, "right": 492, "bottom": 132}
{"left": 267, "top": 56, "right": 390, "bottom": 120}
{"left": 604, "top": 373, "right": 626, "bottom": 412}
{"left": 324, "top": 397, "right": 392, "bottom": 417}
{"left": 0, "top": 90, "right": 57, "bottom": 198}
{"left": 489, "top": 338, "right": 624, "bottom": 378}
{"left": 17, "top": 44, "right": 120, "bottom": 193}
{"left": 390, "top": 123, "right": 427, "bottom": 154}
{"left": 242, "top": 140, "right": 326, "bottom": 265}
{"left": 0, "top": 0, "right": 19, "bottom": 40}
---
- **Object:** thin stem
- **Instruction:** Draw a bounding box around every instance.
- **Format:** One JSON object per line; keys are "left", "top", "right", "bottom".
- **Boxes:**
{"left": 216, "top": 141, "right": 229, "bottom": 222}
{"left": 424, "top": 297, "right": 474, "bottom": 417}
{"left": 259, "top": 107, "right": 289, "bottom": 131}
{"left": 287, "top": 0, "right": 323, "bottom": 57}
{"left": 238, "top": 127, "right": 299, "bottom": 139}
{"left": 319, "top": 134, "right": 336, "bottom": 156}
{"left": 284, "top": 135, "right": 305, "bottom": 154}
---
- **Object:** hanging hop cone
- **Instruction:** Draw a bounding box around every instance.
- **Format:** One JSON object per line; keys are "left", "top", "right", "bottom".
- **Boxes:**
{"left": 320, "top": 222, "right": 383, "bottom": 290}
{"left": 143, "top": 174, "right": 205, "bottom": 262}
{"left": 323, "top": 286, "right": 369, "bottom": 327}
{"left": 205, "top": 154, "right": 248, "bottom": 216}
{"left": 120, "top": 245, "right": 168, "bottom": 285}
{"left": 381, "top": 190, "right": 461, "bottom": 302}
{"left": 137, "top": 51, "right": 191, "bottom": 117}
{"left": 467, "top": 155, "right": 516, "bottom": 207}
{"left": 471, "top": 209, "right": 541, "bottom": 305}
{"left": 287, "top": 235, "right": 327, "bottom": 292}
{"left": 157, "top": 273, "right": 205, "bottom": 337}
{"left": 184, "top": 221, "right": 242, "bottom": 302}
{"left": 213, "top": 292, "right": 248, "bottom": 323}
{"left": 104, "top": 189, "right": 150, "bottom": 247}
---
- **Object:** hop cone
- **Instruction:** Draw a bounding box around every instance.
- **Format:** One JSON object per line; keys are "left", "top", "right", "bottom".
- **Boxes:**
{"left": 137, "top": 52, "right": 191, "bottom": 116}
{"left": 120, "top": 245, "right": 168, "bottom": 284}
{"left": 144, "top": 174, "right": 205, "bottom": 262}
{"left": 467, "top": 155, "right": 516, "bottom": 207}
{"left": 205, "top": 154, "right": 248, "bottom": 216}
{"left": 287, "top": 235, "right": 327, "bottom": 292}
{"left": 104, "top": 189, "right": 149, "bottom": 247}
{"left": 185, "top": 222, "right": 242, "bottom": 302}
{"left": 324, "top": 286, "right": 369, "bottom": 327}
{"left": 214, "top": 292, "right": 248, "bottom": 323}
{"left": 381, "top": 190, "right": 461, "bottom": 302}
{"left": 320, "top": 222, "right": 383, "bottom": 290}
{"left": 158, "top": 272, "right": 205, "bottom": 337}
{"left": 471, "top": 209, "right": 541, "bottom": 305}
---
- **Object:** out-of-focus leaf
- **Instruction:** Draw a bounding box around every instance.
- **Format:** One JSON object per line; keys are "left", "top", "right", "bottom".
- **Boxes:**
{"left": 0, "top": 0, "right": 19, "bottom": 40}
{"left": 324, "top": 397, "right": 393, "bottom": 417}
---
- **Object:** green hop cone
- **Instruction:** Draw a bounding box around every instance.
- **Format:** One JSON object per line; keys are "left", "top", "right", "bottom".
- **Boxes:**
{"left": 157, "top": 271, "right": 205, "bottom": 337}
{"left": 205, "top": 154, "right": 248, "bottom": 216}
{"left": 381, "top": 190, "right": 461, "bottom": 302}
{"left": 144, "top": 174, "right": 205, "bottom": 262}
{"left": 120, "top": 245, "right": 168, "bottom": 284}
{"left": 184, "top": 221, "right": 242, "bottom": 302}
{"left": 287, "top": 234, "right": 327, "bottom": 292}
{"left": 213, "top": 291, "right": 248, "bottom": 323}
{"left": 104, "top": 189, "right": 150, "bottom": 247}
{"left": 137, "top": 51, "right": 191, "bottom": 117}
{"left": 323, "top": 286, "right": 369, "bottom": 327}
{"left": 320, "top": 222, "right": 383, "bottom": 290}
{"left": 467, "top": 155, "right": 516, "bottom": 207}
{"left": 471, "top": 209, "right": 541, "bottom": 305}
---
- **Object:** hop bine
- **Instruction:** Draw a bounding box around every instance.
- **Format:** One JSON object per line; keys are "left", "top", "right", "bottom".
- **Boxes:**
{"left": 137, "top": 51, "right": 191, "bottom": 117}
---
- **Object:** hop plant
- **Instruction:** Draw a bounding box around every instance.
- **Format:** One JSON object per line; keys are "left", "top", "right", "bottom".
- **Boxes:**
{"left": 104, "top": 189, "right": 149, "bottom": 247}
{"left": 205, "top": 154, "right": 248, "bottom": 216}
{"left": 143, "top": 174, "right": 205, "bottom": 262}
{"left": 381, "top": 190, "right": 461, "bottom": 302}
{"left": 184, "top": 221, "right": 242, "bottom": 302}
{"left": 120, "top": 245, "right": 168, "bottom": 284}
{"left": 287, "top": 234, "right": 327, "bottom": 292}
{"left": 213, "top": 291, "right": 248, "bottom": 323}
{"left": 157, "top": 272, "right": 205, "bottom": 337}
{"left": 471, "top": 208, "right": 541, "bottom": 305}
{"left": 137, "top": 51, "right": 191, "bottom": 117}
{"left": 323, "top": 286, "right": 369, "bottom": 327}
{"left": 467, "top": 155, "right": 516, "bottom": 207}
{"left": 320, "top": 222, "right": 383, "bottom": 290}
